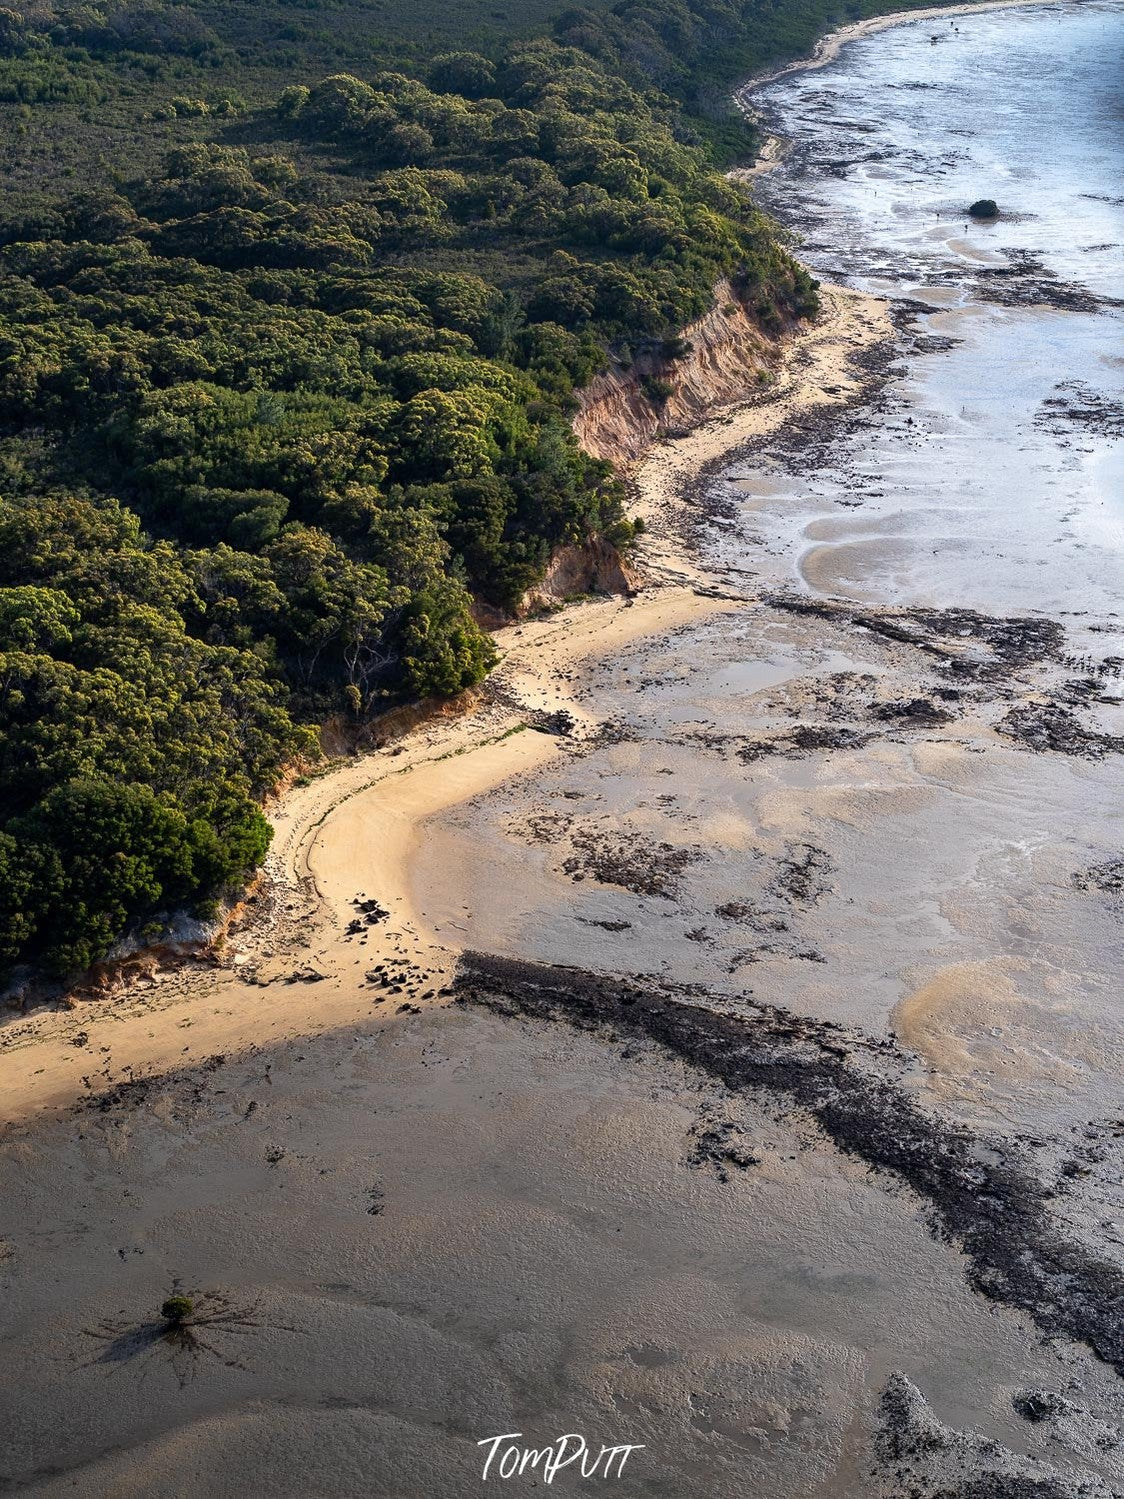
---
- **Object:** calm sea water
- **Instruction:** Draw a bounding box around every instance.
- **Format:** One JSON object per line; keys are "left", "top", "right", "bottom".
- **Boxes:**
{"left": 725, "top": 0, "right": 1124, "bottom": 636}
{"left": 410, "top": 4, "right": 1124, "bottom": 1157}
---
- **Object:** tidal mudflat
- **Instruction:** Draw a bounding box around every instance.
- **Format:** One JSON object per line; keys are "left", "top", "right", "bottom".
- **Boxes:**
{"left": 2, "top": 4, "right": 1122, "bottom": 1495}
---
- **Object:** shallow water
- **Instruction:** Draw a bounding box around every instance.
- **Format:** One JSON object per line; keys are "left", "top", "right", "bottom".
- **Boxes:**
{"left": 413, "top": 0, "right": 1124, "bottom": 1139}
{"left": 418, "top": 605, "right": 1124, "bottom": 1134}
{"left": 404, "top": 25, "right": 1124, "bottom": 1471}
{"left": 734, "top": 0, "right": 1124, "bottom": 632}
{"left": 759, "top": 1, "right": 1124, "bottom": 299}
{"left": 5, "top": 10, "right": 1124, "bottom": 1495}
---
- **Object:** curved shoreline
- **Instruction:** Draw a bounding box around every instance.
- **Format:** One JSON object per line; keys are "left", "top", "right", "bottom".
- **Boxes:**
{"left": 743, "top": 0, "right": 1069, "bottom": 95}
{"left": 0, "top": 5, "right": 1063, "bottom": 1065}
{"left": 0, "top": 285, "right": 891, "bottom": 1124}
{"left": 733, "top": 0, "right": 1070, "bottom": 176}
{"left": 4, "top": 7, "right": 1123, "bottom": 1494}
{"left": 0, "top": 0, "right": 1087, "bottom": 1122}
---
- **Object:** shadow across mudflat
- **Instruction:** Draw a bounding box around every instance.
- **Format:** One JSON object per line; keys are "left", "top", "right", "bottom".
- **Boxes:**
{"left": 79, "top": 1293, "right": 295, "bottom": 1388}
{"left": 453, "top": 951, "right": 1124, "bottom": 1378}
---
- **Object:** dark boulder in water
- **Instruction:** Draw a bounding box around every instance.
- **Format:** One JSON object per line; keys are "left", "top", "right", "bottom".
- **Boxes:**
{"left": 968, "top": 198, "right": 999, "bottom": 219}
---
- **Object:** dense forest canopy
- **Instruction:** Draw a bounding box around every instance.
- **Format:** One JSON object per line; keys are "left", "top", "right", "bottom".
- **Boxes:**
{"left": 0, "top": 0, "right": 949, "bottom": 979}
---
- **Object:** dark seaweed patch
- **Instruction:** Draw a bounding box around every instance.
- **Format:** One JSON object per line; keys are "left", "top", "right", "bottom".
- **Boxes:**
{"left": 454, "top": 953, "right": 1124, "bottom": 1377}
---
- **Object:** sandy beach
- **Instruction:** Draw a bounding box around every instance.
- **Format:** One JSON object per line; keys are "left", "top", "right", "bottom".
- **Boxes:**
{"left": 3, "top": 2, "right": 1123, "bottom": 1490}
{"left": 743, "top": 0, "right": 1071, "bottom": 92}
{"left": 3, "top": 264, "right": 1121, "bottom": 1498}
{"left": 0, "top": 282, "right": 890, "bottom": 1128}
{"left": 731, "top": 0, "right": 1071, "bottom": 180}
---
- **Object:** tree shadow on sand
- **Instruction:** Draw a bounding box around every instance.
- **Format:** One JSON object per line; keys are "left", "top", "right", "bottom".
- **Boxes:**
{"left": 79, "top": 1291, "right": 302, "bottom": 1388}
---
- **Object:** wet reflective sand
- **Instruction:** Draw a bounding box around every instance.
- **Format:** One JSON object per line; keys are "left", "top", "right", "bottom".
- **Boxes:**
{"left": 3, "top": 6, "right": 1122, "bottom": 1495}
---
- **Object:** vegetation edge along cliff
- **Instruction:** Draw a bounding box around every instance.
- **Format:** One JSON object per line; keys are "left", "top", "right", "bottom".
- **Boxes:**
{"left": 0, "top": 0, "right": 948, "bottom": 982}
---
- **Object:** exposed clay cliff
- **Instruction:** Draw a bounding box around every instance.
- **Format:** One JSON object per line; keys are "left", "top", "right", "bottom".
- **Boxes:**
{"left": 572, "top": 278, "right": 786, "bottom": 469}
{"left": 517, "top": 278, "right": 790, "bottom": 610}
{"left": 521, "top": 534, "right": 641, "bottom": 612}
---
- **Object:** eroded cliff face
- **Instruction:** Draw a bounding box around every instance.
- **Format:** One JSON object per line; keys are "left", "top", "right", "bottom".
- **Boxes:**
{"left": 514, "top": 280, "right": 786, "bottom": 615}
{"left": 572, "top": 279, "right": 786, "bottom": 469}
{"left": 522, "top": 535, "right": 641, "bottom": 611}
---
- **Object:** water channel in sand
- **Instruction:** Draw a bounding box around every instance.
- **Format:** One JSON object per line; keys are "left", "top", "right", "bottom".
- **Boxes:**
{"left": 413, "top": 0, "right": 1124, "bottom": 1138}
{"left": 3, "top": 7, "right": 1123, "bottom": 1495}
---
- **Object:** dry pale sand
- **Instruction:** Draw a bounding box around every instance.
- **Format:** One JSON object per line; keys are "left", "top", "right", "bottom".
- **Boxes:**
{"left": 3, "top": 267, "right": 1121, "bottom": 1497}
{"left": 0, "top": 282, "right": 889, "bottom": 1128}
{"left": 9, "top": 1002, "right": 1118, "bottom": 1499}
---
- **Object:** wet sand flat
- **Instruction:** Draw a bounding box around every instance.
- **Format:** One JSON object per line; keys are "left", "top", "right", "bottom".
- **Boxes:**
{"left": 5, "top": 1003, "right": 1123, "bottom": 1498}
{"left": 2, "top": 3, "right": 1123, "bottom": 1494}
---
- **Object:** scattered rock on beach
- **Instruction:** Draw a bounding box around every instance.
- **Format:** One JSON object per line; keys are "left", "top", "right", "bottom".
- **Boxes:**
{"left": 738, "top": 724, "right": 872, "bottom": 761}
{"left": 1071, "top": 858, "right": 1124, "bottom": 896}
{"left": 686, "top": 1117, "right": 761, "bottom": 1182}
{"left": 562, "top": 830, "right": 701, "bottom": 898}
{"left": 872, "top": 697, "right": 954, "bottom": 726}
{"left": 767, "top": 843, "right": 834, "bottom": 905}
{"left": 454, "top": 951, "right": 1124, "bottom": 1377}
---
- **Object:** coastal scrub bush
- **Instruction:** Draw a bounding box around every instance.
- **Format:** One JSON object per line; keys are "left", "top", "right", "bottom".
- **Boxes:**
{"left": 161, "top": 1296, "right": 194, "bottom": 1325}
{"left": 0, "top": 10, "right": 821, "bottom": 980}
{"left": 642, "top": 376, "right": 675, "bottom": 406}
{"left": 660, "top": 336, "right": 694, "bottom": 362}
